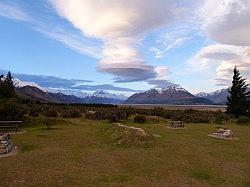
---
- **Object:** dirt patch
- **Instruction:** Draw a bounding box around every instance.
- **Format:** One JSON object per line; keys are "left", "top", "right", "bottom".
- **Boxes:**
{"left": 108, "top": 123, "right": 153, "bottom": 145}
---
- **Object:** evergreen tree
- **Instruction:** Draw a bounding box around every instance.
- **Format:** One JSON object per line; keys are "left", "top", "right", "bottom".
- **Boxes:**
{"left": 0, "top": 74, "right": 4, "bottom": 98}
{"left": 226, "top": 67, "right": 249, "bottom": 117}
{"left": 0, "top": 71, "right": 15, "bottom": 99}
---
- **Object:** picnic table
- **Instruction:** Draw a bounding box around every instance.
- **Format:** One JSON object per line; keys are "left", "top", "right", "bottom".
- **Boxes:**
{"left": 170, "top": 121, "right": 184, "bottom": 128}
{"left": 0, "top": 121, "right": 22, "bottom": 132}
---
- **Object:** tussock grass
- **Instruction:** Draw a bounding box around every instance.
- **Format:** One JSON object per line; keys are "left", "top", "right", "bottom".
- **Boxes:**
{"left": 0, "top": 118, "right": 249, "bottom": 186}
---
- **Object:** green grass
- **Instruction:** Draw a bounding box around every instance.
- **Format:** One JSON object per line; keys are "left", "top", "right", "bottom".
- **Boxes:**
{"left": 0, "top": 118, "right": 249, "bottom": 186}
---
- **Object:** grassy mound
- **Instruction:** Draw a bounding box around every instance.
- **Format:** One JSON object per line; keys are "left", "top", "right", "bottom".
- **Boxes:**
{"left": 107, "top": 123, "right": 153, "bottom": 145}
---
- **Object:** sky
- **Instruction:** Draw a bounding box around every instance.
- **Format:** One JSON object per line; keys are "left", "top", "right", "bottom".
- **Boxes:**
{"left": 0, "top": 0, "right": 249, "bottom": 95}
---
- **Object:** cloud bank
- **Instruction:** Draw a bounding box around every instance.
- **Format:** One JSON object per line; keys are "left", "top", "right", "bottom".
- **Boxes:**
{"left": 187, "top": 44, "right": 250, "bottom": 86}
{"left": 50, "top": 0, "right": 182, "bottom": 84}
{"left": 200, "top": 0, "right": 250, "bottom": 46}
{"left": 188, "top": 0, "right": 250, "bottom": 87}
{"left": 0, "top": 1, "right": 31, "bottom": 22}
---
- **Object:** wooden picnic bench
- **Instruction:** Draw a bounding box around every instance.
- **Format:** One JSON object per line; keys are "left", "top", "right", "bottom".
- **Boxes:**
{"left": 0, "top": 121, "right": 22, "bottom": 132}
{"left": 170, "top": 121, "right": 184, "bottom": 128}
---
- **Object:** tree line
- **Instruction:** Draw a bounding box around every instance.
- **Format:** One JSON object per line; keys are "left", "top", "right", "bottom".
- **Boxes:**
{"left": 0, "top": 68, "right": 249, "bottom": 122}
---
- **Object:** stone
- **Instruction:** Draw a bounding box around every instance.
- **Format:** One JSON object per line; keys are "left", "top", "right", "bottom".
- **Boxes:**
{"left": 0, "top": 133, "right": 14, "bottom": 155}
{"left": 211, "top": 128, "right": 234, "bottom": 138}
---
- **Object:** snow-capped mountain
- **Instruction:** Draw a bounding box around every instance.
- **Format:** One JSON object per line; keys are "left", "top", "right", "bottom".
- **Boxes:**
{"left": 91, "top": 90, "right": 127, "bottom": 100}
{"left": 124, "top": 86, "right": 213, "bottom": 105}
{"left": 146, "top": 86, "right": 188, "bottom": 94}
{"left": 13, "top": 78, "right": 127, "bottom": 104}
{"left": 195, "top": 88, "right": 229, "bottom": 104}
{"left": 13, "top": 78, "right": 47, "bottom": 92}
{"left": 83, "top": 90, "right": 127, "bottom": 104}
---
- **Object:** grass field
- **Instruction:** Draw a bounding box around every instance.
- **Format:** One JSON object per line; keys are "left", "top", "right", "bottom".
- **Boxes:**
{"left": 0, "top": 118, "right": 249, "bottom": 186}
{"left": 119, "top": 104, "right": 227, "bottom": 111}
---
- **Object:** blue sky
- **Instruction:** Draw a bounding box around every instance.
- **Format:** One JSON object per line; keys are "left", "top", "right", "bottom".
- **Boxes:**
{"left": 0, "top": 0, "right": 249, "bottom": 95}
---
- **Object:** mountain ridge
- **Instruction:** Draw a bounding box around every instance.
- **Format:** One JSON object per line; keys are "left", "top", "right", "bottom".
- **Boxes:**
{"left": 195, "top": 88, "right": 229, "bottom": 104}
{"left": 124, "top": 86, "right": 214, "bottom": 105}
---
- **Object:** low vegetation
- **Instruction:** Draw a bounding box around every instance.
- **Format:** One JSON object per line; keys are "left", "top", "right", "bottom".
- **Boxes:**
{"left": 0, "top": 69, "right": 249, "bottom": 186}
{"left": 0, "top": 118, "right": 249, "bottom": 186}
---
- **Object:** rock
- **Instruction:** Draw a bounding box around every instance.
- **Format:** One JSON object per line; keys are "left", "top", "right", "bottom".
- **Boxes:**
{"left": 0, "top": 133, "right": 14, "bottom": 155}
{"left": 212, "top": 128, "right": 234, "bottom": 138}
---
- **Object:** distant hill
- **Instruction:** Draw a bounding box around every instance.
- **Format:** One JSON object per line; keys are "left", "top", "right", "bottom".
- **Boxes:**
{"left": 15, "top": 86, "right": 84, "bottom": 103}
{"left": 15, "top": 84, "right": 127, "bottom": 104}
{"left": 195, "top": 89, "right": 229, "bottom": 104}
{"left": 83, "top": 90, "right": 126, "bottom": 104}
{"left": 124, "top": 87, "right": 214, "bottom": 105}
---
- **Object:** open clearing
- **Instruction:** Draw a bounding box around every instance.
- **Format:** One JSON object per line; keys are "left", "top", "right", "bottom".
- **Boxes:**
{"left": 0, "top": 119, "right": 249, "bottom": 186}
{"left": 119, "top": 104, "right": 227, "bottom": 111}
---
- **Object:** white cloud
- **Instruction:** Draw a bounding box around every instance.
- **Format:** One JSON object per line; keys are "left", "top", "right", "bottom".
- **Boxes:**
{"left": 155, "top": 66, "right": 170, "bottom": 79}
{"left": 0, "top": 1, "right": 102, "bottom": 59}
{"left": 187, "top": 44, "right": 250, "bottom": 86}
{"left": 147, "top": 79, "right": 179, "bottom": 88}
{"left": 151, "top": 36, "right": 190, "bottom": 58}
{"left": 50, "top": 0, "right": 183, "bottom": 83}
{"left": 188, "top": 0, "right": 250, "bottom": 87}
{"left": 0, "top": 1, "right": 31, "bottom": 22}
{"left": 149, "top": 24, "right": 195, "bottom": 58}
{"left": 34, "top": 26, "right": 102, "bottom": 59}
{"left": 200, "top": 0, "right": 250, "bottom": 46}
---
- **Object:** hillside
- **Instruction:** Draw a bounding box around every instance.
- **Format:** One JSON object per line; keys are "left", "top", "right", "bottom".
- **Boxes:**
{"left": 124, "top": 87, "right": 214, "bottom": 105}
{"left": 195, "top": 89, "right": 229, "bottom": 104}
{"left": 15, "top": 86, "right": 83, "bottom": 103}
{"left": 15, "top": 86, "right": 127, "bottom": 104}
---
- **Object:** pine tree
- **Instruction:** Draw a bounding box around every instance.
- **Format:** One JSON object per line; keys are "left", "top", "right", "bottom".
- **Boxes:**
{"left": 0, "top": 71, "right": 15, "bottom": 99}
{"left": 0, "top": 74, "right": 4, "bottom": 98}
{"left": 226, "top": 67, "right": 249, "bottom": 117}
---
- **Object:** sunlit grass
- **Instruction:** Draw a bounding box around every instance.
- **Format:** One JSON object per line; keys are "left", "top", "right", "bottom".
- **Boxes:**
{"left": 0, "top": 118, "right": 249, "bottom": 186}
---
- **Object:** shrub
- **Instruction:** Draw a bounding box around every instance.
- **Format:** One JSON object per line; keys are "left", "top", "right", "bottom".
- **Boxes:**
{"left": 236, "top": 116, "right": 250, "bottom": 125}
{"left": 109, "top": 115, "right": 119, "bottom": 123}
{"left": 62, "top": 109, "right": 81, "bottom": 118}
{"left": 0, "top": 102, "right": 23, "bottom": 120}
{"left": 29, "top": 109, "right": 40, "bottom": 117}
{"left": 44, "top": 109, "right": 58, "bottom": 118}
{"left": 45, "top": 118, "right": 53, "bottom": 129}
{"left": 134, "top": 115, "right": 146, "bottom": 123}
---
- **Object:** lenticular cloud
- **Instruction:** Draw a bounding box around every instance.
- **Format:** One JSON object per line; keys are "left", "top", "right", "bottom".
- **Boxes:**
{"left": 50, "top": 0, "right": 180, "bottom": 83}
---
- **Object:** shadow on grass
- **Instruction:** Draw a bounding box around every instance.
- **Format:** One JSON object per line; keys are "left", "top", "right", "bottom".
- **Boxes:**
{"left": 36, "top": 134, "right": 47, "bottom": 138}
{"left": 97, "top": 174, "right": 131, "bottom": 183}
{"left": 20, "top": 144, "right": 37, "bottom": 153}
{"left": 188, "top": 169, "right": 212, "bottom": 181}
{"left": 36, "top": 127, "right": 62, "bottom": 131}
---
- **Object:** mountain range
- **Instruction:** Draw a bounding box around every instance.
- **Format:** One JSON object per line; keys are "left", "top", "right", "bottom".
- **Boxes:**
{"left": 12, "top": 76, "right": 232, "bottom": 105}
{"left": 15, "top": 86, "right": 126, "bottom": 104}
{"left": 195, "top": 89, "right": 229, "bottom": 104}
{"left": 124, "top": 87, "right": 214, "bottom": 105}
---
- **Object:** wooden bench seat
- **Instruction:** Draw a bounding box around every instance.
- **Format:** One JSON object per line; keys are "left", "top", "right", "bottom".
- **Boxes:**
{"left": 0, "top": 121, "right": 22, "bottom": 132}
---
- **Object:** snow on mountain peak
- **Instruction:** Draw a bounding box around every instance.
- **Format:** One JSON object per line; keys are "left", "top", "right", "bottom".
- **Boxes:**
{"left": 13, "top": 78, "right": 47, "bottom": 92}
{"left": 149, "top": 86, "right": 188, "bottom": 94}
{"left": 90, "top": 90, "right": 127, "bottom": 100}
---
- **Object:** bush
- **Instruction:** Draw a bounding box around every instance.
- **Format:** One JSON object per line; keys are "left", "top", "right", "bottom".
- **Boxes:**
{"left": 134, "top": 115, "right": 146, "bottom": 123}
{"left": 62, "top": 109, "right": 81, "bottom": 118}
{"left": 29, "top": 109, "right": 40, "bottom": 117}
{"left": 44, "top": 109, "right": 58, "bottom": 118}
{"left": 0, "top": 102, "right": 23, "bottom": 120}
{"left": 236, "top": 116, "right": 250, "bottom": 125}
{"left": 109, "top": 115, "right": 119, "bottom": 123}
